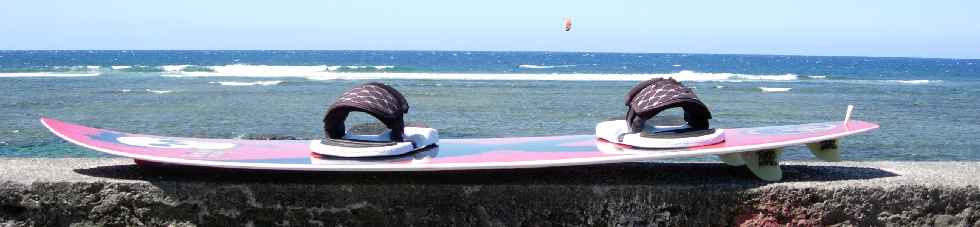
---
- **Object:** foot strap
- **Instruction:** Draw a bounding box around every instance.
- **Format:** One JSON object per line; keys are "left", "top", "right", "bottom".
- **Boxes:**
{"left": 624, "top": 78, "right": 712, "bottom": 133}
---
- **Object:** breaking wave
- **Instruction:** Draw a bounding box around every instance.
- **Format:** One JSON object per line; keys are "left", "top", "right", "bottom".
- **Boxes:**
{"left": 163, "top": 68, "right": 800, "bottom": 82}
{"left": 300, "top": 70, "right": 799, "bottom": 82}
{"left": 896, "top": 80, "right": 934, "bottom": 84}
{"left": 758, "top": 87, "right": 792, "bottom": 92}
{"left": 209, "top": 80, "right": 284, "bottom": 86}
{"left": 0, "top": 65, "right": 951, "bottom": 86}
{"left": 145, "top": 89, "right": 174, "bottom": 94}
{"left": 832, "top": 79, "right": 943, "bottom": 85}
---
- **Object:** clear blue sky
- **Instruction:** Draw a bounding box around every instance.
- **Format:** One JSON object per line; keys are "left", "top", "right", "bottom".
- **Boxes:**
{"left": 1, "top": 0, "right": 978, "bottom": 59}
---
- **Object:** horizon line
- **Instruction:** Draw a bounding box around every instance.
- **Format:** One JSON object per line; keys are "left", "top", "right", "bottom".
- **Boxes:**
{"left": 1, "top": 49, "right": 978, "bottom": 61}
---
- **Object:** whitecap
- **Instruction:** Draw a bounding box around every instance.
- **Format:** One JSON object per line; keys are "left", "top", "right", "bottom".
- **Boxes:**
{"left": 146, "top": 89, "right": 174, "bottom": 94}
{"left": 808, "top": 76, "right": 827, "bottom": 79}
{"left": 111, "top": 66, "right": 132, "bottom": 70}
{"left": 759, "top": 87, "right": 791, "bottom": 92}
{"left": 209, "top": 80, "right": 284, "bottom": 86}
{"left": 372, "top": 65, "right": 395, "bottom": 70}
{"left": 731, "top": 73, "right": 798, "bottom": 81}
{"left": 897, "top": 80, "right": 932, "bottom": 84}
{"left": 162, "top": 65, "right": 191, "bottom": 72}
{"left": 162, "top": 67, "right": 803, "bottom": 82}
{"left": 305, "top": 71, "right": 797, "bottom": 82}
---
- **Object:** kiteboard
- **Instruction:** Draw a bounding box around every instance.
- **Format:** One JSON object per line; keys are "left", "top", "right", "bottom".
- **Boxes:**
{"left": 41, "top": 117, "right": 878, "bottom": 181}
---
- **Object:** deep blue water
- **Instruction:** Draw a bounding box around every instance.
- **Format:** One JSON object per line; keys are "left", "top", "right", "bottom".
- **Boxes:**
{"left": 1, "top": 50, "right": 978, "bottom": 160}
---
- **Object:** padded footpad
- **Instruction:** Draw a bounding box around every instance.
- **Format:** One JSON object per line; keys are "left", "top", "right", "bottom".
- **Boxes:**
{"left": 596, "top": 120, "right": 724, "bottom": 148}
{"left": 310, "top": 127, "right": 439, "bottom": 157}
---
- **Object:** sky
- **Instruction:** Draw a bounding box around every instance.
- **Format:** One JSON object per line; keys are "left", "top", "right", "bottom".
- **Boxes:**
{"left": 1, "top": 0, "right": 978, "bottom": 59}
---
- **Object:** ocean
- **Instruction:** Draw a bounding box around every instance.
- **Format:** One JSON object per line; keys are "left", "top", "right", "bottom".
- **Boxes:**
{"left": 1, "top": 50, "right": 978, "bottom": 160}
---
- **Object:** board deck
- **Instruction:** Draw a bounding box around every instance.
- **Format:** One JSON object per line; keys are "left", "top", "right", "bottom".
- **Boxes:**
{"left": 41, "top": 117, "right": 878, "bottom": 171}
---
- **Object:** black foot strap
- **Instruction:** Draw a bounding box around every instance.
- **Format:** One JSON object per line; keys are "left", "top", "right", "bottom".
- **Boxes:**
{"left": 624, "top": 78, "right": 712, "bottom": 133}
{"left": 323, "top": 82, "right": 410, "bottom": 141}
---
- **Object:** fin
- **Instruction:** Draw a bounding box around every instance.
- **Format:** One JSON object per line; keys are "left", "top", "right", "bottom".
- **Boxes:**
{"left": 741, "top": 148, "right": 784, "bottom": 181}
{"left": 718, "top": 153, "right": 745, "bottom": 166}
{"left": 807, "top": 139, "right": 841, "bottom": 161}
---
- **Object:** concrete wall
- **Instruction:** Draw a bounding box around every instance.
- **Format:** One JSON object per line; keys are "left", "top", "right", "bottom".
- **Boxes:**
{"left": 2, "top": 159, "right": 979, "bottom": 226}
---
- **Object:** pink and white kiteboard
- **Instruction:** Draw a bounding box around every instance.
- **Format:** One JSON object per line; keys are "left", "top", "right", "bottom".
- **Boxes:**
{"left": 41, "top": 116, "right": 877, "bottom": 181}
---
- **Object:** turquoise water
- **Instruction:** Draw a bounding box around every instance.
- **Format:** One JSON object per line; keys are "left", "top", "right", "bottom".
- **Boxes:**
{"left": 1, "top": 50, "right": 978, "bottom": 160}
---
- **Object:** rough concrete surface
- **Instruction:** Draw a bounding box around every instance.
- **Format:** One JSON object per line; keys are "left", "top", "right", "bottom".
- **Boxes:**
{"left": 1, "top": 158, "right": 979, "bottom": 226}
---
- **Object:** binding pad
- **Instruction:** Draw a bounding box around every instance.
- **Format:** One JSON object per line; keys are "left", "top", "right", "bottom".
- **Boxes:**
{"left": 596, "top": 78, "right": 724, "bottom": 148}
{"left": 311, "top": 82, "right": 439, "bottom": 157}
{"left": 596, "top": 120, "right": 724, "bottom": 148}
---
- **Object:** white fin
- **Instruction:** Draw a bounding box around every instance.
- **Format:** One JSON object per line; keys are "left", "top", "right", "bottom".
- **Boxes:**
{"left": 742, "top": 148, "right": 784, "bottom": 181}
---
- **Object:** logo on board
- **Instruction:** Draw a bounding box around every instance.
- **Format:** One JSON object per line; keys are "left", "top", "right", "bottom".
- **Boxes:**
{"left": 116, "top": 137, "right": 236, "bottom": 150}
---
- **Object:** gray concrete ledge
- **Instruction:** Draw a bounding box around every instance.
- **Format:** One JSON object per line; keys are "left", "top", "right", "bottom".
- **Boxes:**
{"left": 2, "top": 158, "right": 979, "bottom": 226}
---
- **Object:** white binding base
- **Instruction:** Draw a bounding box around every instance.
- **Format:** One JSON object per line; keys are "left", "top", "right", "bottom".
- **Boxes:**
{"left": 742, "top": 148, "right": 784, "bottom": 181}
{"left": 595, "top": 120, "right": 725, "bottom": 148}
{"left": 310, "top": 147, "right": 440, "bottom": 165}
{"left": 309, "top": 127, "right": 439, "bottom": 158}
{"left": 807, "top": 139, "right": 841, "bottom": 162}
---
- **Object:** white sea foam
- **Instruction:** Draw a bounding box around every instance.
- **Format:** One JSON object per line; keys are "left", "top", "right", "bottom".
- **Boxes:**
{"left": 759, "top": 87, "right": 792, "bottom": 92}
{"left": 162, "top": 65, "right": 191, "bottom": 72}
{"left": 326, "top": 66, "right": 342, "bottom": 71}
{"left": 85, "top": 65, "right": 101, "bottom": 70}
{"left": 303, "top": 71, "right": 798, "bottom": 82}
{"left": 111, "top": 66, "right": 132, "bottom": 70}
{"left": 120, "top": 89, "right": 132, "bottom": 93}
{"left": 730, "top": 73, "right": 798, "bottom": 81}
{"left": 672, "top": 64, "right": 682, "bottom": 67}
{"left": 825, "top": 79, "right": 944, "bottom": 86}
{"left": 146, "top": 89, "right": 173, "bottom": 94}
{"left": 209, "top": 80, "right": 284, "bottom": 86}
{"left": 372, "top": 65, "right": 395, "bottom": 70}
{"left": 166, "top": 68, "right": 801, "bottom": 82}
{"left": 808, "top": 76, "right": 827, "bottom": 79}
{"left": 896, "top": 80, "right": 932, "bottom": 84}
{"left": 0, "top": 72, "right": 101, "bottom": 77}
{"left": 518, "top": 64, "right": 576, "bottom": 69}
